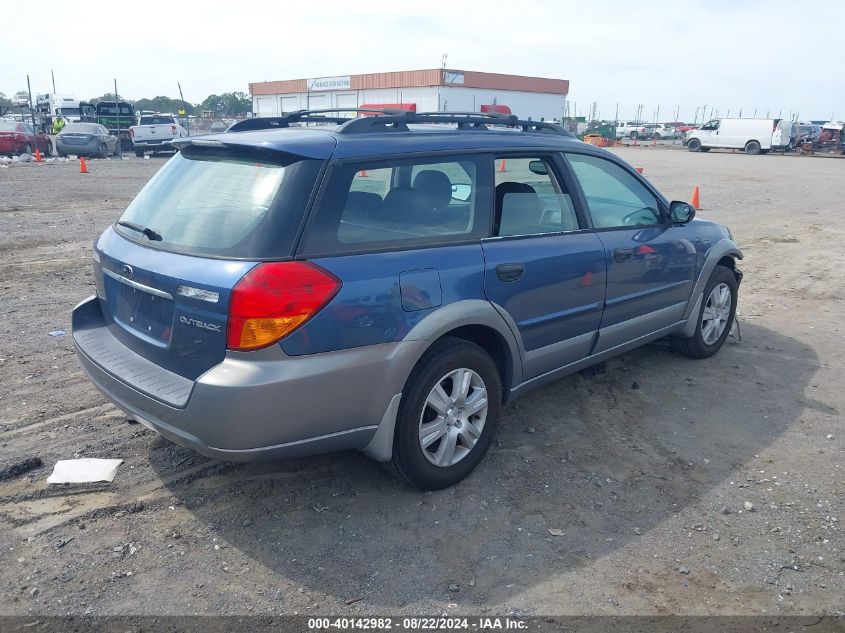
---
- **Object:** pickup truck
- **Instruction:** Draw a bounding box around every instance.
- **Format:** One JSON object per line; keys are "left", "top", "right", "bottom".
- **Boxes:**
{"left": 614, "top": 121, "right": 648, "bottom": 140}
{"left": 129, "top": 115, "right": 187, "bottom": 157}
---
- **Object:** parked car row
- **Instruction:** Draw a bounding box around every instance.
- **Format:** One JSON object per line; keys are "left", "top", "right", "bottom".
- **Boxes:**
{"left": 682, "top": 118, "right": 844, "bottom": 155}
{"left": 614, "top": 122, "right": 689, "bottom": 140}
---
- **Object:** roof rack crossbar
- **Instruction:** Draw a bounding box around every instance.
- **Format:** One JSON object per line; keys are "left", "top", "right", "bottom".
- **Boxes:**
{"left": 228, "top": 108, "right": 574, "bottom": 137}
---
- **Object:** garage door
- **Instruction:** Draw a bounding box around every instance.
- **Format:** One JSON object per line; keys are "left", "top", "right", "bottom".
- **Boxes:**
{"left": 307, "top": 94, "right": 327, "bottom": 110}
{"left": 336, "top": 93, "right": 358, "bottom": 116}
{"left": 280, "top": 96, "right": 298, "bottom": 113}
{"left": 254, "top": 96, "right": 276, "bottom": 117}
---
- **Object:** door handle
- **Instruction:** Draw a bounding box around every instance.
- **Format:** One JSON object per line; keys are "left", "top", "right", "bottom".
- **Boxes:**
{"left": 496, "top": 263, "right": 525, "bottom": 282}
{"left": 613, "top": 247, "right": 634, "bottom": 262}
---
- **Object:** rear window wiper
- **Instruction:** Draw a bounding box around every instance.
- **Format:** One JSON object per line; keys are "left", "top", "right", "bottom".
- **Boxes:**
{"left": 117, "top": 221, "right": 163, "bottom": 242}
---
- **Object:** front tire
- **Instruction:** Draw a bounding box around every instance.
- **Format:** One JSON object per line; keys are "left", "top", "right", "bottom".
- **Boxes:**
{"left": 671, "top": 265, "right": 738, "bottom": 359}
{"left": 388, "top": 338, "right": 502, "bottom": 490}
{"left": 630, "top": 131, "right": 638, "bottom": 139}
{"left": 22, "top": 143, "right": 32, "bottom": 156}
{"left": 134, "top": 149, "right": 144, "bottom": 158}
{"left": 688, "top": 138, "right": 702, "bottom": 152}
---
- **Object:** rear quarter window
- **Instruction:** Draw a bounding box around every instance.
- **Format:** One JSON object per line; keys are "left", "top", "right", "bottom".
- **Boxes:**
{"left": 114, "top": 147, "right": 323, "bottom": 259}
{"left": 300, "top": 154, "right": 492, "bottom": 255}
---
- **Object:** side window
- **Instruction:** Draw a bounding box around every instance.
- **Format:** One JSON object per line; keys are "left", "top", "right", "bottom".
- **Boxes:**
{"left": 301, "top": 155, "right": 491, "bottom": 254}
{"left": 566, "top": 153, "right": 662, "bottom": 229}
{"left": 23, "top": 124, "right": 34, "bottom": 135}
{"left": 493, "top": 156, "right": 578, "bottom": 237}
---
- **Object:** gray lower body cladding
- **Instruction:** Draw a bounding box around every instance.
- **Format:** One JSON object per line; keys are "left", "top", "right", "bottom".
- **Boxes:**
{"left": 72, "top": 296, "right": 423, "bottom": 461}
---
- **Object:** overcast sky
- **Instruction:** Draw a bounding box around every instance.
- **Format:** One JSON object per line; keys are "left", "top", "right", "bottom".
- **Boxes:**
{"left": 2, "top": 0, "right": 842, "bottom": 122}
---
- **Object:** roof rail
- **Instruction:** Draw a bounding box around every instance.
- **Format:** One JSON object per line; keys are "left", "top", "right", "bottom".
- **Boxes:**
{"left": 227, "top": 109, "right": 574, "bottom": 137}
{"left": 227, "top": 109, "right": 408, "bottom": 133}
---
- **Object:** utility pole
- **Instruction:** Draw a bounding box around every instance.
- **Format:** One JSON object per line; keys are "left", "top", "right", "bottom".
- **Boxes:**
{"left": 51, "top": 69, "right": 56, "bottom": 94}
{"left": 114, "top": 79, "right": 123, "bottom": 159}
{"left": 178, "top": 82, "right": 190, "bottom": 137}
{"left": 26, "top": 74, "right": 36, "bottom": 128}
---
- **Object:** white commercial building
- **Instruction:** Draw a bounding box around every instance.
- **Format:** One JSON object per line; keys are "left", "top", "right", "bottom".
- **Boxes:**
{"left": 249, "top": 68, "right": 569, "bottom": 121}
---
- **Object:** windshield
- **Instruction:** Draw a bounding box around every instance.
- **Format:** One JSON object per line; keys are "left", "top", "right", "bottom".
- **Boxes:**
{"left": 59, "top": 108, "right": 81, "bottom": 116}
{"left": 114, "top": 147, "right": 323, "bottom": 258}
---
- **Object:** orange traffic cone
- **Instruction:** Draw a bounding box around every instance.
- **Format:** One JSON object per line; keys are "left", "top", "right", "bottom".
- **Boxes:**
{"left": 498, "top": 159, "right": 507, "bottom": 172}
{"left": 358, "top": 169, "right": 368, "bottom": 177}
{"left": 690, "top": 186, "right": 701, "bottom": 209}
{"left": 35, "top": 148, "right": 42, "bottom": 162}
{"left": 79, "top": 156, "right": 89, "bottom": 174}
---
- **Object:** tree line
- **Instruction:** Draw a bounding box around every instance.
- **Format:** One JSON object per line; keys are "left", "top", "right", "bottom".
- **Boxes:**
{"left": 0, "top": 91, "right": 252, "bottom": 118}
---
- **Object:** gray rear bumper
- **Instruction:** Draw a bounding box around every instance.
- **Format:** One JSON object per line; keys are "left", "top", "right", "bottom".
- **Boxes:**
{"left": 72, "top": 296, "right": 421, "bottom": 461}
{"left": 132, "top": 140, "right": 175, "bottom": 149}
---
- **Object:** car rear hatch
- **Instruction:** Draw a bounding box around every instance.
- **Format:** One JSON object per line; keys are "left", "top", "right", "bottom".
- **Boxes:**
{"left": 89, "top": 140, "right": 331, "bottom": 382}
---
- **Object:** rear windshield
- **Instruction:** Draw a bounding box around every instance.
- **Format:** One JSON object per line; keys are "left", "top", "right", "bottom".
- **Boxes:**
{"left": 114, "top": 147, "right": 323, "bottom": 259}
{"left": 63, "top": 123, "right": 99, "bottom": 134}
{"left": 0, "top": 121, "right": 22, "bottom": 132}
{"left": 139, "top": 116, "right": 174, "bottom": 125}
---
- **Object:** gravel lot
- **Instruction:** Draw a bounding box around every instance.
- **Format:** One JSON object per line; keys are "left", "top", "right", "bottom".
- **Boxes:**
{"left": 0, "top": 148, "right": 842, "bottom": 617}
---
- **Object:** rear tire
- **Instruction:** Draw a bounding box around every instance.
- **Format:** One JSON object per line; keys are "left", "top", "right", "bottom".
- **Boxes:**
{"left": 630, "top": 131, "right": 638, "bottom": 139}
{"left": 688, "top": 138, "right": 702, "bottom": 152}
{"left": 745, "top": 140, "right": 761, "bottom": 155}
{"left": 671, "top": 265, "right": 738, "bottom": 359}
{"left": 134, "top": 149, "right": 144, "bottom": 158}
{"left": 45, "top": 141, "right": 53, "bottom": 156}
{"left": 653, "top": 133, "right": 662, "bottom": 140}
{"left": 388, "top": 338, "right": 502, "bottom": 490}
{"left": 22, "top": 143, "right": 32, "bottom": 156}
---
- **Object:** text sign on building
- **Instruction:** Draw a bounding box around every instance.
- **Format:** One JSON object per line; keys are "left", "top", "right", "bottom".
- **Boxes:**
{"left": 307, "top": 76, "right": 351, "bottom": 91}
{"left": 443, "top": 71, "right": 464, "bottom": 85}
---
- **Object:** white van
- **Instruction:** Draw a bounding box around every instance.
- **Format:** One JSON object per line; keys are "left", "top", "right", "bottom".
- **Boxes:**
{"left": 686, "top": 118, "right": 792, "bottom": 154}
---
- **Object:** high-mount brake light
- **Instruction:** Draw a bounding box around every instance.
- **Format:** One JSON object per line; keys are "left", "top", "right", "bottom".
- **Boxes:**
{"left": 226, "top": 262, "right": 341, "bottom": 351}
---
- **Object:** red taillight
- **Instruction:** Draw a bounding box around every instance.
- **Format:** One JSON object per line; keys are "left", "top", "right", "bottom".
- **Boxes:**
{"left": 171, "top": 124, "right": 177, "bottom": 135}
{"left": 226, "top": 262, "right": 341, "bottom": 351}
{"left": 130, "top": 127, "right": 135, "bottom": 138}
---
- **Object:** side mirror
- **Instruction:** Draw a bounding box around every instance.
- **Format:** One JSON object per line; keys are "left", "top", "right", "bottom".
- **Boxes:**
{"left": 669, "top": 200, "right": 696, "bottom": 224}
{"left": 451, "top": 183, "right": 472, "bottom": 202}
{"left": 528, "top": 160, "right": 548, "bottom": 175}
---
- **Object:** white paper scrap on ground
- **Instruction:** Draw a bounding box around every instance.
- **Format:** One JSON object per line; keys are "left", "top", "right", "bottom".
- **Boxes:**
{"left": 47, "top": 458, "right": 123, "bottom": 484}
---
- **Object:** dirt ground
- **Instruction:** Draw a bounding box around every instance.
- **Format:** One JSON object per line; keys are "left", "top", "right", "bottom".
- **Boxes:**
{"left": 0, "top": 148, "right": 842, "bottom": 617}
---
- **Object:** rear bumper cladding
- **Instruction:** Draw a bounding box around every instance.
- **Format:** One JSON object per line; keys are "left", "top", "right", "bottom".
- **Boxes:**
{"left": 71, "top": 295, "right": 415, "bottom": 460}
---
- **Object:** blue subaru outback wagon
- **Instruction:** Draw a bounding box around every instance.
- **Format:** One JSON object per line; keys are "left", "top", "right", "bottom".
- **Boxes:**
{"left": 72, "top": 110, "right": 742, "bottom": 489}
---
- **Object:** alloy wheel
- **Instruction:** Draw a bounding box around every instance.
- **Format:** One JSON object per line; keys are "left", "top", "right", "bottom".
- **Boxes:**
{"left": 418, "top": 368, "right": 489, "bottom": 467}
{"left": 701, "top": 282, "right": 732, "bottom": 345}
